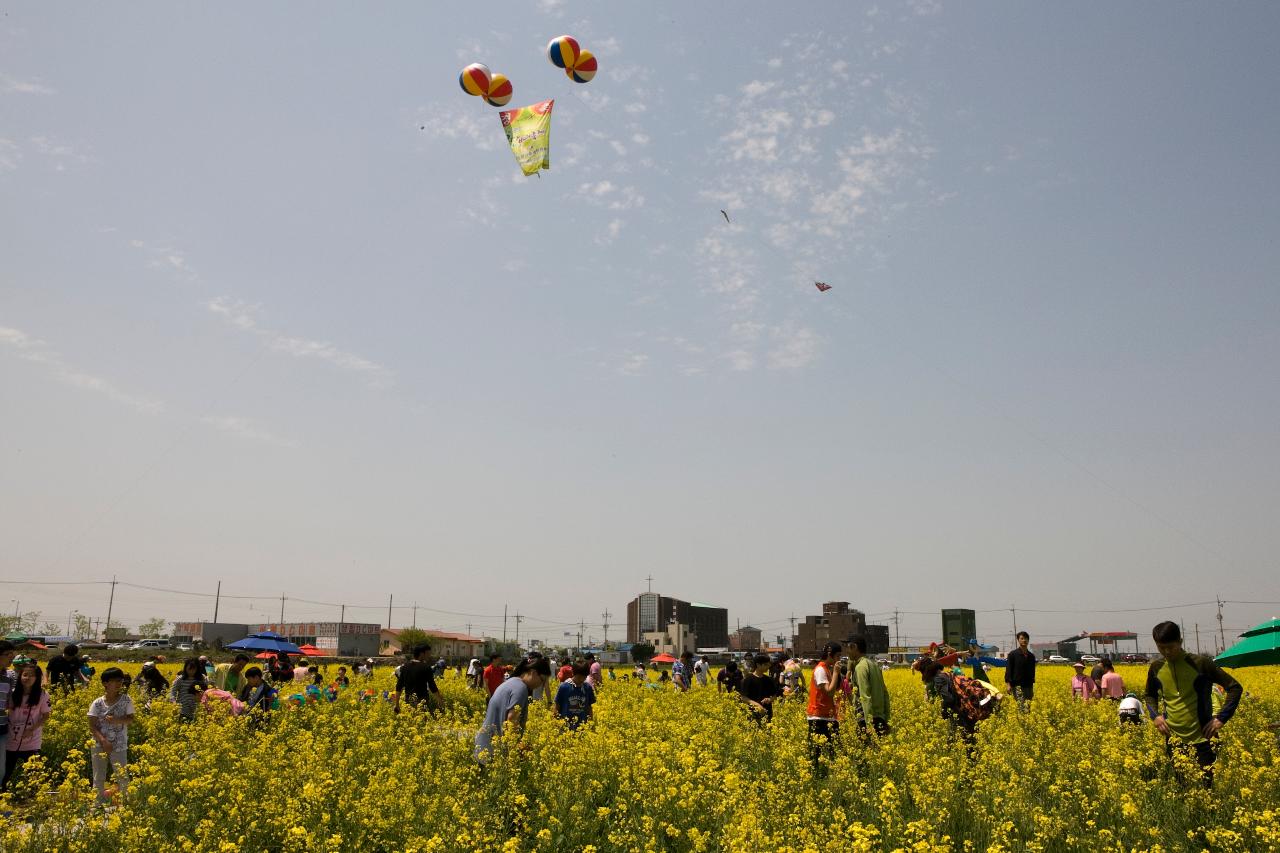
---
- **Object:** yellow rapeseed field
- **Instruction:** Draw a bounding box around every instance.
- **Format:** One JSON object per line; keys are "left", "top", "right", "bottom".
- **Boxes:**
{"left": 2, "top": 663, "right": 1278, "bottom": 852}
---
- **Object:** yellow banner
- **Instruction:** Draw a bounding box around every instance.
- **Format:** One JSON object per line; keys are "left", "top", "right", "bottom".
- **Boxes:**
{"left": 499, "top": 99, "right": 553, "bottom": 176}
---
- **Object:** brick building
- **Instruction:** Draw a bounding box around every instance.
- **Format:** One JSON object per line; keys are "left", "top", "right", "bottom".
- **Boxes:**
{"left": 729, "top": 625, "right": 763, "bottom": 652}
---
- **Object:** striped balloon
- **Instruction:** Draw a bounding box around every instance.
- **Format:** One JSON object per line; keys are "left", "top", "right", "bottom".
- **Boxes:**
{"left": 567, "top": 49, "right": 597, "bottom": 83}
{"left": 458, "top": 63, "right": 491, "bottom": 97}
{"left": 547, "top": 35, "right": 581, "bottom": 70}
{"left": 485, "top": 73, "right": 513, "bottom": 107}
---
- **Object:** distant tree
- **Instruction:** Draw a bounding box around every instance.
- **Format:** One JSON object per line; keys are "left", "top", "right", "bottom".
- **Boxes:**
{"left": 72, "top": 614, "right": 94, "bottom": 639}
{"left": 39, "top": 622, "right": 63, "bottom": 636}
{"left": 630, "top": 642, "right": 655, "bottom": 664}
{"left": 484, "top": 640, "right": 522, "bottom": 661}
{"left": 394, "top": 627, "right": 435, "bottom": 655}
{"left": 0, "top": 612, "right": 42, "bottom": 635}
{"left": 139, "top": 617, "right": 168, "bottom": 638}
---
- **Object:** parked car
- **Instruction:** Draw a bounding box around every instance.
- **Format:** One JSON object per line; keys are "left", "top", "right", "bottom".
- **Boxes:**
{"left": 131, "top": 638, "right": 170, "bottom": 650}
{"left": 1047, "top": 655, "right": 1069, "bottom": 664}
{"left": 1080, "top": 654, "right": 1101, "bottom": 664}
{"left": 1122, "top": 653, "right": 1150, "bottom": 663}
{"left": 176, "top": 643, "right": 193, "bottom": 651}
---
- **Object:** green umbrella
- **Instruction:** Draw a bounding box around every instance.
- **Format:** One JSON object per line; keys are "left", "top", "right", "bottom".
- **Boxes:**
{"left": 1215, "top": 618, "right": 1280, "bottom": 669}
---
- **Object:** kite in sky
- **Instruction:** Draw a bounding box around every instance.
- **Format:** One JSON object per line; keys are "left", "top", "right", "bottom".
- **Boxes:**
{"left": 815, "top": 281, "right": 832, "bottom": 292}
{"left": 720, "top": 210, "right": 730, "bottom": 224}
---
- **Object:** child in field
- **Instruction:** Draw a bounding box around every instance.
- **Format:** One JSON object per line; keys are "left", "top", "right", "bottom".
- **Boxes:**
{"left": 88, "top": 667, "right": 134, "bottom": 805}
{"left": 2, "top": 662, "right": 51, "bottom": 791}
{"left": 171, "top": 657, "right": 207, "bottom": 721}
{"left": 554, "top": 660, "right": 596, "bottom": 730}
{"left": 239, "top": 667, "right": 276, "bottom": 713}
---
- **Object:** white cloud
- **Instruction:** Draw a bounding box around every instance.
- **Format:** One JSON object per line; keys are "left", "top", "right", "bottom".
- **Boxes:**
{"left": 741, "top": 80, "right": 776, "bottom": 99}
{"left": 768, "top": 324, "right": 820, "bottom": 370}
{"left": 536, "top": 0, "right": 566, "bottom": 13}
{"left": 432, "top": 106, "right": 499, "bottom": 151}
{"left": 624, "top": 102, "right": 647, "bottom": 114}
{"left": 0, "top": 137, "right": 20, "bottom": 172}
{"left": 206, "top": 297, "right": 259, "bottom": 331}
{"left": 767, "top": 58, "right": 783, "bottom": 69}
{"left": 202, "top": 415, "right": 296, "bottom": 448}
{"left": 0, "top": 74, "right": 55, "bottom": 95}
{"left": 206, "top": 298, "right": 393, "bottom": 386}
{"left": 616, "top": 352, "right": 649, "bottom": 376}
{"left": 724, "top": 349, "right": 756, "bottom": 371}
{"left": 0, "top": 325, "right": 164, "bottom": 415}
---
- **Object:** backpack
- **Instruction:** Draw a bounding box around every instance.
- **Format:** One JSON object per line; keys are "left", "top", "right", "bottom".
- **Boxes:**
{"left": 954, "top": 675, "right": 998, "bottom": 722}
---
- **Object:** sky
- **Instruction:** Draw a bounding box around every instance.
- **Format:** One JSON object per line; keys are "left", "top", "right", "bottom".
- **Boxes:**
{"left": 3, "top": 2, "right": 1279, "bottom": 652}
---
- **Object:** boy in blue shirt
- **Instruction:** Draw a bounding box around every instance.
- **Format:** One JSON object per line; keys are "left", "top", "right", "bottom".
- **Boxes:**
{"left": 554, "top": 660, "right": 596, "bottom": 730}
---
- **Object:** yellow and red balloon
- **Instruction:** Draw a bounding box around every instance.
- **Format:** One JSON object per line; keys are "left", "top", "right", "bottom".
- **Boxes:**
{"left": 567, "top": 49, "right": 597, "bottom": 83}
{"left": 546, "top": 35, "right": 581, "bottom": 70}
{"left": 458, "top": 63, "right": 491, "bottom": 97}
{"left": 485, "top": 73, "right": 513, "bottom": 107}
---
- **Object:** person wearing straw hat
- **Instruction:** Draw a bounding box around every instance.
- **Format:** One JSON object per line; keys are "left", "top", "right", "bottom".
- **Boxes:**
{"left": 1070, "top": 661, "right": 1098, "bottom": 700}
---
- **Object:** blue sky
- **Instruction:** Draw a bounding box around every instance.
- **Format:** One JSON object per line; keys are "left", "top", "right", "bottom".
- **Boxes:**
{"left": 3, "top": 2, "right": 1278, "bottom": 649}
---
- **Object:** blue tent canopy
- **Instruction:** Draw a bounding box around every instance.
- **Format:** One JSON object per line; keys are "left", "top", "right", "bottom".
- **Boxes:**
{"left": 226, "top": 632, "right": 301, "bottom": 654}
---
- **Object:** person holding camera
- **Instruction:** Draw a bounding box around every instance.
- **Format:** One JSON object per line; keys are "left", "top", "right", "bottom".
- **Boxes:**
{"left": 806, "top": 642, "right": 844, "bottom": 776}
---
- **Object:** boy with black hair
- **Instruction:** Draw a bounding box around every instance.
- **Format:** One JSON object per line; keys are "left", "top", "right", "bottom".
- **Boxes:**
{"left": 1145, "top": 620, "right": 1241, "bottom": 787}
{"left": 239, "top": 666, "right": 276, "bottom": 711}
{"left": 554, "top": 660, "right": 596, "bottom": 730}
{"left": 88, "top": 667, "right": 134, "bottom": 804}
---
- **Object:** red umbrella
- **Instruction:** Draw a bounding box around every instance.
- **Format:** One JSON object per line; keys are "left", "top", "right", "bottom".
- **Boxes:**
{"left": 255, "top": 650, "right": 299, "bottom": 660}
{"left": 296, "top": 645, "right": 327, "bottom": 657}
{"left": 650, "top": 653, "right": 677, "bottom": 664}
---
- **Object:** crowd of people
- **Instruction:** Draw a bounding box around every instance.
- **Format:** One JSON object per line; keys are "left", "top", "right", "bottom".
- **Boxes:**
{"left": 0, "top": 619, "right": 1259, "bottom": 805}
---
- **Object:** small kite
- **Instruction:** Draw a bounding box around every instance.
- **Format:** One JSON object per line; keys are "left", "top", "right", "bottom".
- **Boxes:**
{"left": 815, "top": 281, "right": 832, "bottom": 292}
{"left": 720, "top": 210, "right": 730, "bottom": 224}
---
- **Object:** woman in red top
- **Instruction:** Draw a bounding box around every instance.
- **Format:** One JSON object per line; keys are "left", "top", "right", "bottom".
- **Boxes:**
{"left": 806, "top": 642, "right": 845, "bottom": 776}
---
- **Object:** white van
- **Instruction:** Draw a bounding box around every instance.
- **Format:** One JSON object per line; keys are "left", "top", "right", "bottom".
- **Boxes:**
{"left": 132, "top": 638, "right": 170, "bottom": 649}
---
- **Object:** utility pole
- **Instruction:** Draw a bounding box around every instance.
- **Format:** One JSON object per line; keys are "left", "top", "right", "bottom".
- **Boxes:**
{"left": 788, "top": 613, "right": 797, "bottom": 651}
{"left": 1011, "top": 604, "right": 1018, "bottom": 648}
{"left": 412, "top": 602, "right": 418, "bottom": 629}
{"left": 601, "top": 610, "right": 611, "bottom": 647}
{"left": 213, "top": 580, "right": 221, "bottom": 623}
{"left": 577, "top": 620, "right": 585, "bottom": 651}
{"left": 892, "top": 609, "right": 901, "bottom": 650}
{"left": 503, "top": 604, "right": 508, "bottom": 643}
{"left": 645, "top": 574, "right": 654, "bottom": 592}
{"left": 1194, "top": 622, "right": 1201, "bottom": 655}
{"left": 387, "top": 594, "right": 393, "bottom": 631}
{"left": 280, "top": 593, "right": 286, "bottom": 623}
{"left": 514, "top": 613, "right": 524, "bottom": 648}
{"left": 1216, "top": 596, "right": 1226, "bottom": 653}
{"left": 104, "top": 571, "right": 119, "bottom": 630}
{"left": 92, "top": 617, "right": 101, "bottom": 637}
{"left": 66, "top": 610, "right": 74, "bottom": 636}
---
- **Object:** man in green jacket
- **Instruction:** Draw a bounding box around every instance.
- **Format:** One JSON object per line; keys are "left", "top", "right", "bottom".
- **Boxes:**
{"left": 1144, "top": 620, "right": 1242, "bottom": 787}
{"left": 848, "top": 636, "right": 890, "bottom": 736}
